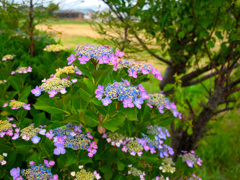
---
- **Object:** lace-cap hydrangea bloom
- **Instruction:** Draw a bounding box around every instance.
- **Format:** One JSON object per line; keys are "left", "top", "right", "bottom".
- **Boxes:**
{"left": 95, "top": 79, "right": 149, "bottom": 109}
{"left": 71, "top": 166, "right": 101, "bottom": 180}
{"left": 180, "top": 150, "right": 203, "bottom": 168}
{"left": 67, "top": 44, "right": 122, "bottom": 66}
{"left": 147, "top": 93, "right": 182, "bottom": 119}
{"left": 153, "top": 175, "right": 170, "bottom": 180}
{"left": 0, "top": 120, "right": 15, "bottom": 138}
{"left": 51, "top": 123, "right": 97, "bottom": 157}
{"left": 102, "top": 125, "right": 174, "bottom": 158}
{"left": 3, "top": 100, "right": 30, "bottom": 110}
{"left": 128, "top": 164, "right": 145, "bottom": 180}
{"left": 2, "top": 54, "right": 16, "bottom": 61}
{"left": 11, "top": 66, "right": 32, "bottom": 75}
{"left": 114, "top": 59, "right": 162, "bottom": 80}
{"left": 55, "top": 65, "right": 84, "bottom": 77}
{"left": 11, "top": 161, "right": 59, "bottom": 180}
{"left": 32, "top": 75, "right": 77, "bottom": 98}
{"left": 43, "top": 44, "right": 69, "bottom": 52}
{"left": 0, "top": 80, "right": 7, "bottom": 84}
{"left": 159, "top": 157, "right": 176, "bottom": 173}
{"left": 0, "top": 153, "right": 7, "bottom": 165}
{"left": 20, "top": 124, "right": 39, "bottom": 141}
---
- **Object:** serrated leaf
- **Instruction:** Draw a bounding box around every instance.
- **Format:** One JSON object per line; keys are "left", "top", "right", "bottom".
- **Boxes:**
{"left": 91, "top": 69, "right": 110, "bottom": 85}
{"left": 34, "top": 96, "right": 70, "bottom": 115}
{"left": 61, "top": 114, "right": 81, "bottom": 124}
{"left": 19, "top": 86, "right": 31, "bottom": 101}
{"left": 101, "top": 116, "right": 125, "bottom": 132}
{"left": 83, "top": 110, "right": 99, "bottom": 127}
{"left": 121, "top": 108, "right": 137, "bottom": 121}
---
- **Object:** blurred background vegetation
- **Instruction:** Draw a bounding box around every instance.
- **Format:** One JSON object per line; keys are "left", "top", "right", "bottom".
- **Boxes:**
{"left": 0, "top": 0, "right": 239, "bottom": 179}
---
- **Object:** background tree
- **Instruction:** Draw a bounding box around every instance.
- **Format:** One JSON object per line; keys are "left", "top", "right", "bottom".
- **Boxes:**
{"left": 93, "top": 0, "right": 240, "bottom": 159}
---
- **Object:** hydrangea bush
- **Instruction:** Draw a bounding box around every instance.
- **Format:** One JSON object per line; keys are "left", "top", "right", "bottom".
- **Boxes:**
{"left": 0, "top": 45, "right": 202, "bottom": 179}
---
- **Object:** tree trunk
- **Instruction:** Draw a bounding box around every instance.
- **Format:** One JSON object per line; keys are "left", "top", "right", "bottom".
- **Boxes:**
{"left": 171, "top": 85, "right": 224, "bottom": 160}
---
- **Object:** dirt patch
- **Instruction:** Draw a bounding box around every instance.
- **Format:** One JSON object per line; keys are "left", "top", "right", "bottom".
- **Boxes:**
{"left": 36, "top": 24, "right": 101, "bottom": 39}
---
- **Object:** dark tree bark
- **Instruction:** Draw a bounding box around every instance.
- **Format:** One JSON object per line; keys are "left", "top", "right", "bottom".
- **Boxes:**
{"left": 171, "top": 85, "right": 224, "bottom": 160}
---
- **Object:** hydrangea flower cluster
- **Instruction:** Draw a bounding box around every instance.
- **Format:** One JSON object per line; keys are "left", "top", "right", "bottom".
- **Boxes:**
{"left": 180, "top": 150, "right": 203, "bottom": 168}
{"left": 43, "top": 44, "right": 69, "bottom": 52}
{"left": 95, "top": 80, "right": 149, "bottom": 108}
{"left": 0, "top": 80, "right": 7, "bottom": 84}
{"left": 2, "top": 54, "right": 16, "bottom": 61}
{"left": 71, "top": 165, "right": 101, "bottom": 180}
{"left": 159, "top": 157, "right": 176, "bottom": 173}
{"left": 20, "top": 124, "right": 40, "bottom": 142}
{"left": 11, "top": 66, "right": 32, "bottom": 75}
{"left": 147, "top": 93, "right": 182, "bottom": 119}
{"left": 55, "top": 65, "right": 84, "bottom": 77}
{"left": 31, "top": 75, "right": 77, "bottom": 97}
{"left": 102, "top": 132, "right": 144, "bottom": 156}
{"left": 0, "top": 120, "right": 16, "bottom": 138}
{"left": 138, "top": 125, "right": 174, "bottom": 158}
{"left": 102, "top": 125, "right": 174, "bottom": 158}
{"left": 153, "top": 175, "right": 170, "bottom": 180}
{"left": 52, "top": 123, "right": 97, "bottom": 157}
{"left": 115, "top": 59, "right": 162, "bottom": 80}
{"left": 10, "top": 160, "right": 58, "bottom": 180}
{"left": 67, "top": 44, "right": 123, "bottom": 66}
{"left": 128, "top": 164, "right": 145, "bottom": 180}
{"left": 3, "top": 100, "right": 31, "bottom": 110}
{"left": 0, "top": 153, "right": 7, "bottom": 165}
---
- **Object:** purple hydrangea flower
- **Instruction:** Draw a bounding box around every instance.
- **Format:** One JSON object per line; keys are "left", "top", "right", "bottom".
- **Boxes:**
{"left": 54, "top": 144, "right": 66, "bottom": 155}
{"left": 31, "top": 135, "right": 40, "bottom": 144}
{"left": 123, "top": 98, "right": 134, "bottom": 108}
{"left": 115, "top": 48, "right": 124, "bottom": 57}
{"left": 78, "top": 55, "right": 90, "bottom": 64}
{"left": 67, "top": 54, "right": 76, "bottom": 65}
{"left": 48, "top": 89, "right": 58, "bottom": 98}
{"left": 22, "top": 104, "right": 30, "bottom": 110}
{"left": 31, "top": 86, "right": 42, "bottom": 96}
{"left": 46, "top": 129, "right": 55, "bottom": 140}
{"left": 133, "top": 98, "right": 144, "bottom": 109}
{"left": 10, "top": 167, "right": 20, "bottom": 179}
{"left": 101, "top": 97, "right": 112, "bottom": 106}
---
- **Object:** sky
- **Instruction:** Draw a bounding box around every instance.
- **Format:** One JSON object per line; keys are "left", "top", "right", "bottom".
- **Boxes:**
{"left": 12, "top": 0, "right": 108, "bottom": 10}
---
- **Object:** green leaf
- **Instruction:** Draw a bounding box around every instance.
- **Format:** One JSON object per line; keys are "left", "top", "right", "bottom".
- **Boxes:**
{"left": 178, "top": 31, "right": 185, "bottom": 39}
{"left": 34, "top": 96, "right": 70, "bottom": 115}
{"left": 121, "top": 108, "right": 138, "bottom": 121}
{"left": 187, "top": 127, "right": 193, "bottom": 135}
{"left": 187, "top": 24, "right": 194, "bottom": 31}
{"left": 158, "top": 117, "right": 172, "bottom": 127}
{"left": 83, "top": 110, "right": 99, "bottom": 127}
{"left": 65, "top": 151, "right": 78, "bottom": 166}
{"left": 99, "top": 164, "right": 113, "bottom": 180}
{"left": 77, "top": 64, "right": 91, "bottom": 77}
{"left": 215, "top": 31, "right": 223, "bottom": 40}
{"left": 206, "top": 41, "right": 214, "bottom": 48}
{"left": 50, "top": 60, "right": 65, "bottom": 73}
{"left": 91, "top": 69, "right": 110, "bottom": 85}
{"left": 19, "top": 86, "right": 32, "bottom": 101}
{"left": 116, "top": 161, "right": 125, "bottom": 170}
{"left": 9, "top": 76, "right": 21, "bottom": 92}
{"left": 61, "top": 114, "right": 81, "bottom": 124}
{"left": 101, "top": 116, "right": 125, "bottom": 132}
